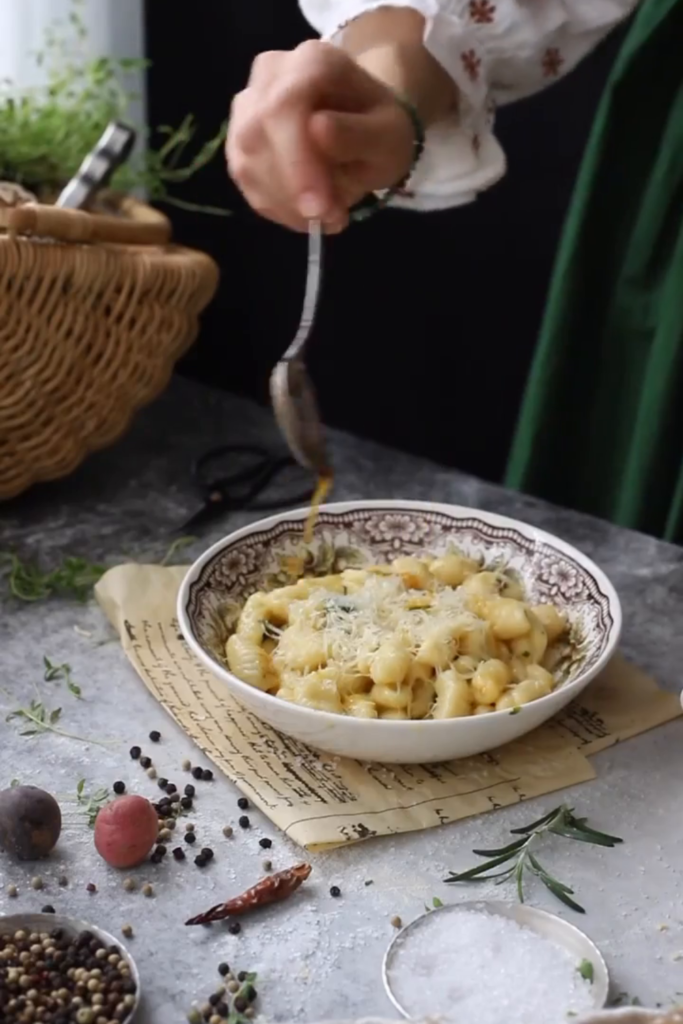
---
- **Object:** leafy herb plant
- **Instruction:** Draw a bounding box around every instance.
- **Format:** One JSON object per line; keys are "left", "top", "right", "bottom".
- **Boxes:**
{"left": 444, "top": 804, "right": 623, "bottom": 913}
{"left": 0, "top": 0, "right": 227, "bottom": 211}
{"left": 76, "top": 779, "right": 110, "bottom": 828}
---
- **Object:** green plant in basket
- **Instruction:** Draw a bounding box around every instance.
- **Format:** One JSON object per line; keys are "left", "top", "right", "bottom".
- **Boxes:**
{"left": 0, "top": 0, "right": 228, "bottom": 213}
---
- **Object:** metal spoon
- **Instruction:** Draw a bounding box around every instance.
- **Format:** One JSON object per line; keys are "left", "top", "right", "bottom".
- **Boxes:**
{"left": 270, "top": 219, "right": 329, "bottom": 474}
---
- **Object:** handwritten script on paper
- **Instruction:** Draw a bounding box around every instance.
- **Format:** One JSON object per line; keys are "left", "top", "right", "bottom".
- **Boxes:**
{"left": 95, "top": 565, "right": 681, "bottom": 850}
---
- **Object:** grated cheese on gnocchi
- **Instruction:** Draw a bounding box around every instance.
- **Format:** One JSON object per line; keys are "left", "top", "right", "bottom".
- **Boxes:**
{"left": 225, "top": 554, "right": 569, "bottom": 720}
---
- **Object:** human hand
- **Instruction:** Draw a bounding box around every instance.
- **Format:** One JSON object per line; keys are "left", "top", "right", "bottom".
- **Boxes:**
{"left": 226, "top": 40, "right": 416, "bottom": 233}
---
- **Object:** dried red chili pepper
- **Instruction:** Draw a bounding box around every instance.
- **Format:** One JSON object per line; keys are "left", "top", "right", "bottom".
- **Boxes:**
{"left": 185, "top": 862, "right": 312, "bottom": 925}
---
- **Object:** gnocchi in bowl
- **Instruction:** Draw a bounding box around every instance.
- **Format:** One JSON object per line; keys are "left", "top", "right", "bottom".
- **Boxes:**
{"left": 177, "top": 500, "right": 621, "bottom": 764}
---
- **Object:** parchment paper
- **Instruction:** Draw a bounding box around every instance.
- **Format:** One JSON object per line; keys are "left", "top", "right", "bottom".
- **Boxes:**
{"left": 95, "top": 564, "right": 681, "bottom": 850}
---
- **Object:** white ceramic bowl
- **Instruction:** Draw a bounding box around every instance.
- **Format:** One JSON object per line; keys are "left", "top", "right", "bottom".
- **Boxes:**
{"left": 178, "top": 500, "right": 622, "bottom": 763}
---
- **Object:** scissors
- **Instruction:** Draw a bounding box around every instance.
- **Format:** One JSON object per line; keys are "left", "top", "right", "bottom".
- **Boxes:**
{"left": 178, "top": 444, "right": 316, "bottom": 533}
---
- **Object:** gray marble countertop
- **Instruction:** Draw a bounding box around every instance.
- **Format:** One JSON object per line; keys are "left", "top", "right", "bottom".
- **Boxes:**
{"left": 1, "top": 376, "right": 683, "bottom": 1022}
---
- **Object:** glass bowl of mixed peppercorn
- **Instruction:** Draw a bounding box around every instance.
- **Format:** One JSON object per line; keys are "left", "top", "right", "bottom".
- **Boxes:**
{"left": 0, "top": 913, "right": 140, "bottom": 1024}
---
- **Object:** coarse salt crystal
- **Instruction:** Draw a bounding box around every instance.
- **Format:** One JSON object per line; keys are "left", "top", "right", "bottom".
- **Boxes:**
{"left": 387, "top": 907, "right": 596, "bottom": 1024}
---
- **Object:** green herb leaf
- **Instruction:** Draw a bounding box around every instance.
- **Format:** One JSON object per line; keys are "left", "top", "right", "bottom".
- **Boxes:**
{"left": 578, "top": 959, "right": 594, "bottom": 983}
{"left": 76, "top": 782, "right": 111, "bottom": 828}
{"left": 432, "top": 896, "right": 443, "bottom": 908}
{"left": 445, "top": 804, "right": 621, "bottom": 913}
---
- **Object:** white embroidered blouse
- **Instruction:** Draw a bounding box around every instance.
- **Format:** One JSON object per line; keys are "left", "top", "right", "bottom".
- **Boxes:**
{"left": 299, "top": 0, "right": 640, "bottom": 209}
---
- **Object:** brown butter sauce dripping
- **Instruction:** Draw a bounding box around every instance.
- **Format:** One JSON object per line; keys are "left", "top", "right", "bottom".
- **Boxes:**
{"left": 303, "top": 473, "right": 332, "bottom": 546}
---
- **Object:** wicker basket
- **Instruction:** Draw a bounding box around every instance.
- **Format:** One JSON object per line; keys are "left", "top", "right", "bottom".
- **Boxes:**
{"left": 0, "top": 191, "right": 219, "bottom": 500}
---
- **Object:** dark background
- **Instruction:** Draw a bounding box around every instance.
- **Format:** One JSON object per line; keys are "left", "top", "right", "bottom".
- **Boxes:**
{"left": 145, "top": 1, "right": 628, "bottom": 484}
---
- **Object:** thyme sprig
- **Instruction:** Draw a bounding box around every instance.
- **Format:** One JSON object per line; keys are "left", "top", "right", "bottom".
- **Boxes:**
{"left": 444, "top": 804, "right": 623, "bottom": 914}
{"left": 76, "top": 779, "right": 110, "bottom": 828}
{"left": 1, "top": 553, "right": 106, "bottom": 601}
{"left": 43, "top": 657, "right": 82, "bottom": 698}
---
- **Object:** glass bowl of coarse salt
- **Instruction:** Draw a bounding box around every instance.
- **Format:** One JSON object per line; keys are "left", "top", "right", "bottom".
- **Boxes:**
{"left": 383, "top": 900, "right": 609, "bottom": 1024}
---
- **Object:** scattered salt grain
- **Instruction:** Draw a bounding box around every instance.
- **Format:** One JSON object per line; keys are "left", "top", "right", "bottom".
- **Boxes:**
{"left": 387, "top": 907, "right": 596, "bottom": 1024}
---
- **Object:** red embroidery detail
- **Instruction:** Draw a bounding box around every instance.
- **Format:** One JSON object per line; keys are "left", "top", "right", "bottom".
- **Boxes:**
{"left": 542, "top": 47, "right": 564, "bottom": 77}
{"left": 461, "top": 49, "right": 482, "bottom": 82}
{"left": 469, "top": 0, "right": 496, "bottom": 23}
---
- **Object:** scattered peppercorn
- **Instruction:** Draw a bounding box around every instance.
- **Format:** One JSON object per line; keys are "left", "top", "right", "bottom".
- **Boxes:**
{"left": 391, "top": 915, "right": 403, "bottom": 929}
{"left": 237, "top": 971, "right": 248, "bottom": 982}
{"left": 142, "top": 883, "right": 154, "bottom": 897}
{"left": 165, "top": 818, "right": 177, "bottom": 831}
{"left": 147, "top": 767, "right": 158, "bottom": 780}
{"left": 202, "top": 769, "right": 214, "bottom": 781}
{"left": 173, "top": 846, "right": 186, "bottom": 861}
{"left": 330, "top": 885, "right": 341, "bottom": 898}
{"left": 215, "top": 1001, "right": 229, "bottom": 1017}
{"left": 182, "top": 758, "right": 192, "bottom": 771}
{"left": 238, "top": 816, "right": 250, "bottom": 829}
{"left": 182, "top": 783, "right": 195, "bottom": 798}
{"left": 158, "top": 828, "right": 173, "bottom": 842}
{"left": 223, "top": 826, "right": 234, "bottom": 838}
{"left": 170, "top": 792, "right": 181, "bottom": 804}
{"left": 245, "top": 1008, "right": 255, "bottom": 1019}
{"left": 113, "top": 780, "right": 126, "bottom": 795}
{"left": 227, "top": 980, "right": 240, "bottom": 993}
{"left": 31, "top": 876, "right": 44, "bottom": 890}
{"left": 185, "top": 822, "right": 196, "bottom": 832}
{"left": 234, "top": 996, "right": 248, "bottom": 1013}
{"left": 187, "top": 1010, "right": 202, "bottom": 1024}
{"left": 181, "top": 796, "right": 193, "bottom": 810}
{"left": 166, "top": 783, "right": 178, "bottom": 794}
{"left": 87, "top": 882, "right": 97, "bottom": 893}
{"left": 41, "top": 904, "right": 56, "bottom": 913}
{"left": 262, "top": 859, "right": 272, "bottom": 872}
{"left": 123, "top": 878, "right": 137, "bottom": 892}
{"left": 237, "top": 797, "right": 249, "bottom": 810}
{"left": 158, "top": 778, "right": 169, "bottom": 790}
{"left": 259, "top": 837, "right": 272, "bottom": 849}
{"left": 140, "top": 755, "right": 152, "bottom": 769}
{"left": 130, "top": 744, "right": 142, "bottom": 759}
{"left": 218, "top": 962, "right": 230, "bottom": 977}
{"left": 149, "top": 730, "right": 161, "bottom": 742}
{"left": 228, "top": 922, "right": 242, "bottom": 935}
{"left": 58, "top": 874, "right": 69, "bottom": 886}
{"left": 122, "top": 923, "right": 134, "bottom": 938}
{"left": 7, "top": 883, "right": 18, "bottom": 897}
{"left": 194, "top": 855, "right": 208, "bottom": 868}
{"left": 201, "top": 848, "right": 214, "bottom": 861}
{"left": 185, "top": 832, "right": 197, "bottom": 845}
{"left": 192, "top": 766, "right": 203, "bottom": 780}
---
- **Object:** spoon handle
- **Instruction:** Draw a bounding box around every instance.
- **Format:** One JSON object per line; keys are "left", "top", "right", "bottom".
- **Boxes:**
{"left": 281, "top": 219, "right": 323, "bottom": 362}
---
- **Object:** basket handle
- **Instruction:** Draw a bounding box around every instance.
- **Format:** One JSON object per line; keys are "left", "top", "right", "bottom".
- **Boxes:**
{"left": 6, "top": 201, "right": 172, "bottom": 246}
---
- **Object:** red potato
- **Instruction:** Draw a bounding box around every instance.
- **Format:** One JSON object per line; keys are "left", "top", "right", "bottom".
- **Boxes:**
{"left": 94, "top": 795, "right": 158, "bottom": 869}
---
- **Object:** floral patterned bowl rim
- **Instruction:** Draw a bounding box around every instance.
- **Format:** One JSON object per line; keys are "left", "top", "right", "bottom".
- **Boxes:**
{"left": 178, "top": 500, "right": 622, "bottom": 733}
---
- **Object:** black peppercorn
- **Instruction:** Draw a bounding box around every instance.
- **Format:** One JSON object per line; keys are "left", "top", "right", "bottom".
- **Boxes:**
{"left": 129, "top": 745, "right": 141, "bottom": 760}
{"left": 192, "top": 766, "right": 203, "bottom": 780}
{"left": 201, "top": 847, "right": 214, "bottom": 861}
{"left": 184, "top": 831, "right": 197, "bottom": 845}
{"left": 181, "top": 796, "right": 193, "bottom": 810}
{"left": 234, "top": 996, "right": 248, "bottom": 1012}
{"left": 140, "top": 755, "right": 152, "bottom": 769}
{"left": 41, "top": 904, "right": 56, "bottom": 913}
{"left": 149, "top": 730, "right": 161, "bottom": 742}
{"left": 166, "top": 782, "right": 177, "bottom": 794}
{"left": 194, "top": 854, "right": 208, "bottom": 868}
{"left": 185, "top": 783, "right": 196, "bottom": 798}
{"left": 150, "top": 850, "right": 164, "bottom": 864}
{"left": 228, "top": 921, "right": 242, "bottom": 935}
{"left": 209, "top": 993, "right": 221, "bottom": 1007}
{"left": 155, "top": 843, "right": 168, "bottom": 857}
{"left": 202, "top": 768, "right": 214, "bottom": 781}
{"left": 259, "top": 837, "right": 272, "bottom": 849}
{"left": 172, "top": 846, "right": 186, "bottom": 861}
{"left": 238, "top": 815, "right": 250, "bottom": 829}
{"left": 237, "top": 797, "right": 249, "bottom": 810}
{"left": 215, "top": 1000, "right": 229, "bottom": 1017}
{"left": 113, "top": 780, "right": 126, "bottom": 795}
{"left": 218, "top": 962, "right": 230, "bottom": 976}
{"left": 237, "top": 971, "right": 248, "bottom": 982}
{"left": 330, "top": 885, "right": 341, "bottom": 897}
{"left": 245, "top": 985, "right": 257, "bottom": 1003}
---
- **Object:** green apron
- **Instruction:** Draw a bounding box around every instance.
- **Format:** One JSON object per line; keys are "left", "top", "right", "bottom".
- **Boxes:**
{"left": 506, "top": 0, "right": 683, "bottom": 543}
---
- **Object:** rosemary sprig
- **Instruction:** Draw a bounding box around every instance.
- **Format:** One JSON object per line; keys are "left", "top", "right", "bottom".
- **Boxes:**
{"left": 43, "top": 656, "right": 82, "bottom": 698}
{"left": 444, "top": 804, "right": 623, "bottom": 913}
{"left": 0, "top": 553, "right": 106, "bottom": 601}
{"left": 76, "top": 779, "right": 110, "bottom": 828}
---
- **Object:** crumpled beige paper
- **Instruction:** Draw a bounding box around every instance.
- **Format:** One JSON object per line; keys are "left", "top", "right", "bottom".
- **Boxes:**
{"left": 95, "top": 564, "right": 681, "bottom": 851}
